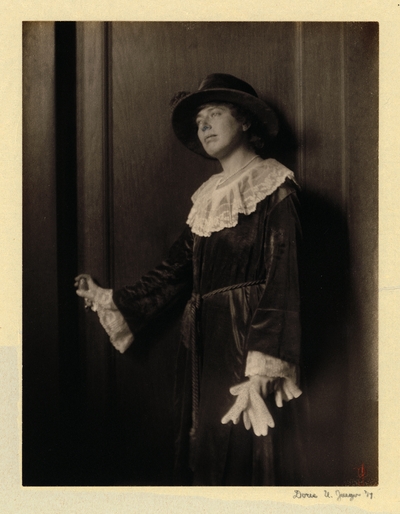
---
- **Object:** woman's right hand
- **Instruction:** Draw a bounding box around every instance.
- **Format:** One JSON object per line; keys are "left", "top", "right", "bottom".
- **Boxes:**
{"left": 74, "top": 274, "right": 101, "bottom": 309}
{"left": 75, "top": 274, "right": 133, "bottom": 352}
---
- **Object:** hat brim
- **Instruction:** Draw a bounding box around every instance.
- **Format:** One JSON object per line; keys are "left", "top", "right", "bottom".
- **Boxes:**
{"left": 171, "top": 88, "right": 279, "bottom": 159}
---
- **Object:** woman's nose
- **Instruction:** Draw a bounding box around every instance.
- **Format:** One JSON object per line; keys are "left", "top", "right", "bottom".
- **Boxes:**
{"left": 201, "top": 124, "right": 210, "bottom": 132}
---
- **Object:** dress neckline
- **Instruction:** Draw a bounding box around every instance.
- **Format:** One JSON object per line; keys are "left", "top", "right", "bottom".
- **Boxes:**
{"left": 187, "top": 158, "right": 296, "bottom": 237}
{"left": 215, "top": 155, "right": 261, "bottom": 190}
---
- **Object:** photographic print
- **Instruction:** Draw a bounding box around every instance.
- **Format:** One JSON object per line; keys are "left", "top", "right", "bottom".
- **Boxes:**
{"left": 23, "top": 21, "right": 378, "bottom": 489}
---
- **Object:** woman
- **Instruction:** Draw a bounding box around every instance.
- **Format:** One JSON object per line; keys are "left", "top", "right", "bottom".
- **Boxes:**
{"left": 75, "top": 73, "right": 302, "bottom": 486}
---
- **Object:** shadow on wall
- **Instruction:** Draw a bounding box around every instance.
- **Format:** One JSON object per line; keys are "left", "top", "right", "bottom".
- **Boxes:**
{"left": 268, "top": 189, "right": 352, "bottom": 486}
{"left": 270, "top": 103, "right": 359, "bottom": 485}
{"left": 301, "top": 190, "right": 351, "bottom": 485}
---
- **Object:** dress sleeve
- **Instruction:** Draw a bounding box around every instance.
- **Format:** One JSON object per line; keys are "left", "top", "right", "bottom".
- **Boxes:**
{"left": 112, "top": 225, "right": 194, "bottom": 335}
{"left": 89, "top": 288, "right": 135, "bottom": 354}
{"left": 245, "top": 190, "right": 301, "bottom": 369}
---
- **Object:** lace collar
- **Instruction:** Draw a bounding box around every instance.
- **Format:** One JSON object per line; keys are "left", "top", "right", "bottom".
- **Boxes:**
{"left": 187, "top": 158, "right": 295, "bottom": 237}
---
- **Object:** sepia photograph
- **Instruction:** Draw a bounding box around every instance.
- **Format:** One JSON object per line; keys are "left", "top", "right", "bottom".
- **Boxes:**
{"left": 23, "top": 21, "right": 378, "bottom": 488}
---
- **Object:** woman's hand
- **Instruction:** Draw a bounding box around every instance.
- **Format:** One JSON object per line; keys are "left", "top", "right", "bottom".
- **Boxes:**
{"left": 248, "top": 375, "right": 275, "bottom": 398}
{"left": 74, "top": 274, "right": 133, "bottom": 352}
{"left": 273, "top": 377, "right": 302, "bottom": 407}
{"left": 74, "top": 274, "right": 101, "bottom": 310}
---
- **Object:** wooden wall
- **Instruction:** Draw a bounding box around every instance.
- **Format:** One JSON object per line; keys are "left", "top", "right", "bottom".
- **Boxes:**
{"left": 23, "top": 21, "right": 60, "bottom": 483}
{"left": 23, "top": 22, "right": 378, "bottom": 486}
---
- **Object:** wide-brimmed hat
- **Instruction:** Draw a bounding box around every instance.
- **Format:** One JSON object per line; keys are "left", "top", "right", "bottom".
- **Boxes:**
{"left": 171, "top": 73, "right": 279, "bottom": 158}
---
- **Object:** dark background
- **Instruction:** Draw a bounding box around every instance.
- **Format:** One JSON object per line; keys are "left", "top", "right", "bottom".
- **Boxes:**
{"left": 23, "top": 22, "right": 378, "bottom": 486}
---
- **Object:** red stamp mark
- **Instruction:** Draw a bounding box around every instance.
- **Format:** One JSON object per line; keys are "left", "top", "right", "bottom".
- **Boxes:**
{"left": 355, "top": 463, "right": 367, "bottom": 486}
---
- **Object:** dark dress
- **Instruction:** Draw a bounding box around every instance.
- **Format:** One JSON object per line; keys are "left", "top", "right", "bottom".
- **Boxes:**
{"left": 113, "top": 176, "right": 301, "bottom": 486}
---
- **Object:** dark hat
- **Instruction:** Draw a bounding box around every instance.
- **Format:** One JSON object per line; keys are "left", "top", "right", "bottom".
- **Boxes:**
{"left": 171, "top": 73, "right": 279, "bottom": 158}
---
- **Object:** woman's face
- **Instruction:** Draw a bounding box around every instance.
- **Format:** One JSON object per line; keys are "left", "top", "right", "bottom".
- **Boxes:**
{"left": 196, "top": 103, "right": 249, "bottom": 160}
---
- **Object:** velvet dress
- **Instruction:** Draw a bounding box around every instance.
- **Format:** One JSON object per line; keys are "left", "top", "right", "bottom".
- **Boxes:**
{"left": 112, "top": 158, "right": 302, "bottom": 486}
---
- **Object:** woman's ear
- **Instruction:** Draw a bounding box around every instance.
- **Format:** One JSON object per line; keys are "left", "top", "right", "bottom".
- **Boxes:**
{"left": 242, "top": 122, "right": 251, "bottom": 132}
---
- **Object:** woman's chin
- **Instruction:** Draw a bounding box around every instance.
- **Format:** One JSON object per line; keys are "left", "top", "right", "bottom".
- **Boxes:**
{"left": 202, "top": 144, "right": 227, "bottom": 160}
{"left": 202, "top": 148, "right": 220, "bottom": 159}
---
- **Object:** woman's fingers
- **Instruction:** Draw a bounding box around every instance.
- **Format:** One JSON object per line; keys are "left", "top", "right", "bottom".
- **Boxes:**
{"left": 74, "top": 274, "right": 99, "bottom": 290}
{"left": 74, "top": 273, "right": 92, "bottom": 285}
{"left": 74, "top": 274, "right": 98, "bottom": 301}
{"left": 74, "top": 273, "right": 92, "bottom": 281}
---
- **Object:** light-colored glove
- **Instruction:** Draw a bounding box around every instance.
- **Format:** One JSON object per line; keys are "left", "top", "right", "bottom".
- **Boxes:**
{"left": 244, "top": 351, "right": 302, "bottom": 408}
{"left": 273, "top": 377, "right": 302, "bottom": 407}
{"left": 221, "top": 376, "right": 275, "bottom": 436}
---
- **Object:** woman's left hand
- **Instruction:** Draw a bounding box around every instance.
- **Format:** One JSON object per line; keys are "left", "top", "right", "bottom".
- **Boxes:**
{"left": 248, "top": 375, "right": 274, "bottom": 398}
{"left": 273, "top": 377, "right": 302, "bottom": 407}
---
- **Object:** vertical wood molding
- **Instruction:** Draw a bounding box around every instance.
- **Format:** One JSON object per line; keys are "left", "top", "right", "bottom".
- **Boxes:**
{"left": 76, "top": 22, "right": 116, "bottom": 479}
{"left": 104, "top": 22, "right": 115, "bottom": 287}
{"left": 77, "top": 22, "right": 106, "bottom": 282}
{"left": 76, "top": 22, "right": 114, "bottom": 286}
{"left": 340, "top": 23, "right": 348, "bottom": 212}
{"left": 295, "top": 22, "right": 305, "bottom": 185}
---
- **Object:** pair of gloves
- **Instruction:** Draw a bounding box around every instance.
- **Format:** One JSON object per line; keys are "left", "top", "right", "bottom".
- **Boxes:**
{"left": 221, "top": 374, "right": 302, "bottom": 436}
{"left": 75, "top": 274, "right": 302, "bottom": 436}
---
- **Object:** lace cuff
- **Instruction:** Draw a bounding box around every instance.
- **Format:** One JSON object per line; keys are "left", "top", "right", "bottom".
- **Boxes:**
{"left": 245, "top": 351, "right": 297, "bottom": 383}
{"left": 245, "top": 351, "right": 302, "bottom": 406}
{"left": 91, "top": 289, "right": 134, "bottom": 354}
{"left": 90, "top": 288, "right": 117, "bottom": 311}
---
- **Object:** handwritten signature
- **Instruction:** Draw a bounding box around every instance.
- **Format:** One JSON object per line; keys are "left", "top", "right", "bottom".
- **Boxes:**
{"left": 293, "top": 489, "right": 373, "bottom": 501}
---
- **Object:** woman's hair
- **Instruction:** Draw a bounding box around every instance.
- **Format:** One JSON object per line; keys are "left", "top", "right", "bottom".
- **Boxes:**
{"left": 228, "top": 103, "right": 272, "bottom": 157}
{"left": 195, "top": 102, "right": 271, "bottom": 157}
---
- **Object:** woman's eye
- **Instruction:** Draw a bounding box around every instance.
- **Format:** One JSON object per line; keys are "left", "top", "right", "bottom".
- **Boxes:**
{"left": 211, "top": 111, "right": 221, "bottom": 117}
